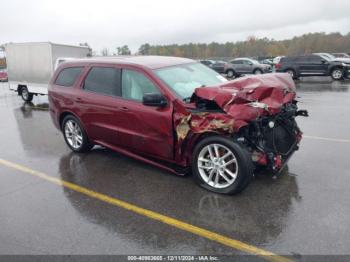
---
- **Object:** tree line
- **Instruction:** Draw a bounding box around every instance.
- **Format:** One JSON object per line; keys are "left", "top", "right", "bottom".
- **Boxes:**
{"left": 108, "top": 32, "right": 350, "bottom": 59}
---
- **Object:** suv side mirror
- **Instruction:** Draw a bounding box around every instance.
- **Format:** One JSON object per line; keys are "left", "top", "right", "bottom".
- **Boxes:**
{"left": 143, "top": 93, "right": 167, "bottom": 107}
{"left": 321, "top": 59, "right": 327, "bottom": 64}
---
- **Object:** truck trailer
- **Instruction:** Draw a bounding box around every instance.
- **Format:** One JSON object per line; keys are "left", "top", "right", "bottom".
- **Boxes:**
{"left": 5, "top": 42, "right": 90, "bottom": 102}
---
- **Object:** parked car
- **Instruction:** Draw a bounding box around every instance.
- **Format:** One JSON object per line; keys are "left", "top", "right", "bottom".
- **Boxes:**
{"left": 332, "top": 53, "right": 350, "bottom": 58}
{"left": 49, "top": 56, "right": 306, "bottom": 194}
{"left": 229, "top": 58, "right": 272, "bottom": 75}
{"left": 276, "top": 54, "right": 350, "bottom": 80}
{"left": 273, "top": 56, "right": 285, "bottom": 65}
{"left": 0, "top": 68, "right": 8, "bottom": 82}
{"left": 260, "top": 58, "right": 274, "bottom": 66}
{"left": 313, "top": 52, "right": 350, "bottom": 64}
{"left": 199, "top": 59, "right": 237, "bottom": 78}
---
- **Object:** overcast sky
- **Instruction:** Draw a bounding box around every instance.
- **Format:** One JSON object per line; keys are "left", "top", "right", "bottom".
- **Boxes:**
{"left": 1, "top": 0, "right": 350, "bottom": 54}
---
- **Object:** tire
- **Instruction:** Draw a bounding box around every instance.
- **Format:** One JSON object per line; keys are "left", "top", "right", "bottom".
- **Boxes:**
{"left": 226, "top": 69, "right": 235, "bottom": 79}
{"left": 285, "top": 69, "right": 297, "bottom": 79}
{"left": 20, "top": 86, "right": 33, "bottom": 102}
{"left": 62, "top": 115, "right": 93, "bottom": 153}
{"left": 253, "top": 69, "right": 263, "bottom": 75}
{"left": 331, "top": 68, "right": 343, "bottom": 80}
{"left": 192, "top": 136, "right": 253, "bottom": 195}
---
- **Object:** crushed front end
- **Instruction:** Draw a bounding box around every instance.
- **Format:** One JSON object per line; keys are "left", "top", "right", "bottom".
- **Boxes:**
{"left": 237, "top": 101, "right": 307, "bottom": 173}
{"left": 175, "top": 73, "right": 308, "bottom": 174}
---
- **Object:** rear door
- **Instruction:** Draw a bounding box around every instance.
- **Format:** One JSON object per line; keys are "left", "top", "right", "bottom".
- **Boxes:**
{"left": 77, "top": 64, "right": 123, "bottom": 146}
{"left": 231, "top": 60, "right": 245, "bottom": 73}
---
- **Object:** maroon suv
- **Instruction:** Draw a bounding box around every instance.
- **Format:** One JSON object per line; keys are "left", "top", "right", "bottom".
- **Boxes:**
{"left": 49, "top": 56, "right": 307, "bottom": 194}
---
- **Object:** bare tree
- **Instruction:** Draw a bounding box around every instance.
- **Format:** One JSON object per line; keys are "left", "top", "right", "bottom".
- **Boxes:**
{"left": 101, "top": 48, "right": 109, "bottom": 56}
{"left": 79, "top": 42, "right": 93, "bottom": 57}
{"left": 116, "top": 45, "right": 131, "bottom": 55}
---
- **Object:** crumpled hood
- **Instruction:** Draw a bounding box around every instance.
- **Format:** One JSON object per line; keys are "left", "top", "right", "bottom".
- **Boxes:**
{"left": 191, "top": 73, "right": 296, "bottom": 130}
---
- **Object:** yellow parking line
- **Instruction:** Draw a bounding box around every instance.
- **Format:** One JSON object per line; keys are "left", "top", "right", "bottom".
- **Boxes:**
{"left": 0, "top": 158, "right": 291, "bottom": 262}
{"left": 304, "top": 135, "right": 350, "bottom": 143}
{"left": 29, "top": 106, "right": 48, "bottom": 111}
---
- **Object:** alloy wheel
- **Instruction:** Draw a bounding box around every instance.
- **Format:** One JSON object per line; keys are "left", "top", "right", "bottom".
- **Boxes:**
{"left": 332, "top": 69, "right": 342, "bottom": 80}
{"left": 197, "top": 143, "right": 238, "bottom": 189}
{"left": 64, "top": 120, "right": 83, "bottom": 149}
{"left": 286, "top": 70, "right": 294, "bottom": 78}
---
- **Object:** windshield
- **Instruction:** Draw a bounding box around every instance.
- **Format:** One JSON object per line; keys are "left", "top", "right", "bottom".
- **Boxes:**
{"left": 316, "top": 53, "right": 335, "bottom": 61}
{"left": 326, "top": 53, "right": 336, "bottom": 60}
{"left": 155, "top": 62, "right": 228, "bottom": 101}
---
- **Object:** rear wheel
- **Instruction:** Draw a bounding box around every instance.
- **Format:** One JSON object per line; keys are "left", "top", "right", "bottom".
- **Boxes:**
{"left": 192, "top": 136, "right": 253, "bottom": 194}
{"left": 331, "top": 68, "right": 343, "bottom": 80}
{"left": 62, "top": 115, "right": 93, "bottom": 153}
{"left": 20, "top": 86, "right": 33, "bottom": 102}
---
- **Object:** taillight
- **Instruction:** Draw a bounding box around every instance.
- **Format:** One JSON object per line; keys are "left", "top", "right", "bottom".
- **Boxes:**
{"left": 275, "top": 63, "right": 282, "bottom": 69}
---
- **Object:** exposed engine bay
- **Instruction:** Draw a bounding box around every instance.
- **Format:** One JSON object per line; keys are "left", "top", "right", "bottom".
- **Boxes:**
{"left": 237, "top": 102, "right": 308, "bottom": 171}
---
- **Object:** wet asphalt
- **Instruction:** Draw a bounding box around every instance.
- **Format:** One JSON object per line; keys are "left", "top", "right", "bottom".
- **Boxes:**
{"left": 0, "top": 77, "right": 350, "bottom": 258}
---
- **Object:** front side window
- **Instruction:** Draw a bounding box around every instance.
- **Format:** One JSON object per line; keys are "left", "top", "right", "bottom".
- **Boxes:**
{"left": 243, "top": 59, "right": 259, "bottom": 65}
{"left": 55, "top": 67, "right": 83, "bottom": 87}
{"left": 84, "top": 67, "right": 121, "bottom": 96}
{"left": 294, "top": 56, "right": 306, "bottom": 62}
{"left": 201, "top": 61, "right": 211, "bottom": 66}
{"left": 122, "top": 69, "right": 160, "bottom": 101}
{"left": 155, "top": 62, "right": 228, "bottom": 101}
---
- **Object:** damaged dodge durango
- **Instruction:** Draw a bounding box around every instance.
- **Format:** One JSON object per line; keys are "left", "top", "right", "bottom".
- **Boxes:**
{"left": 49, "top": 56, "right": 308, "bottom": 194}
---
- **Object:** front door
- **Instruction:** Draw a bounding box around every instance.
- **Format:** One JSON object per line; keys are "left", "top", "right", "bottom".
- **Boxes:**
{"left": 114, "top": 68, "right": 174, "bottom": 160}
{"left": 300, "top": 55, "right": 328, "bottom": 75}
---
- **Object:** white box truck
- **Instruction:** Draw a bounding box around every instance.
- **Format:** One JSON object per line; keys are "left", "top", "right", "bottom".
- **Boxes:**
{"left": 5, "top": 42, "right": 90, "bottom": 102}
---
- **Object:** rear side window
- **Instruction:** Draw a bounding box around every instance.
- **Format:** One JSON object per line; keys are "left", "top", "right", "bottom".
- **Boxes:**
{"left": 84, "top": 67, "right": 121, "bottom": 96}
{"left": 295, "top": 56, "right": 307, "bottom": 62}
{"left": 307, "top": 55, "right": 322, "bottom": 63}
{"left": 55, "top": 67, "right": 83, "bottom": 87}
{"left": 281, "top": 57, "right": 303, "bottom": 63}
{"left": 231, "top": 60, "right": 242, "bottom": 64}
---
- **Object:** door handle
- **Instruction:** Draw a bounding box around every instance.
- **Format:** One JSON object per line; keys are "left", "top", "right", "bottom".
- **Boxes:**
{"left": 75, "top": 97, "right": 83, "bottom": 103}
{"left": 120, "top": 106, "right": 129, "bottom": 111}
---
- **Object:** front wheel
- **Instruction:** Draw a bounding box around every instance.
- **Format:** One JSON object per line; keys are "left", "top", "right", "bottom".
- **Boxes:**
{"left": 285, "top": 69, "right": 297, "bottom": 79}
{"left": 331, "top": 68, "right": 343, "bottom": 80}
{"left": 253, "top": 69, "right": 263, "bottom": 75}
{"left": 226, "top": 69, "right": 235, "bottom": 78}
{"left": 20, "top": 86, "right": 33, "bottom": 102}
{"left": 192, "top": 136, "right": 253, "bottom": 195}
